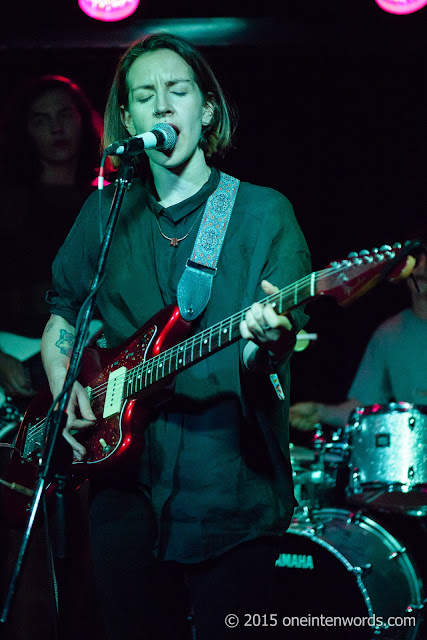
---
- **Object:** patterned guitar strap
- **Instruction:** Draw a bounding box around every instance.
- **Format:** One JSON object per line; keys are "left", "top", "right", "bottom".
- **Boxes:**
{"left": 177, "top": 172, "right": 240, "bottom": 321}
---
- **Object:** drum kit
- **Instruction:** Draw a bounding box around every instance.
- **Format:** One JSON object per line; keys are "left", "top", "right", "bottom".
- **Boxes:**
{"left": 278, "top": 402, "right": 427, "bottom": 639}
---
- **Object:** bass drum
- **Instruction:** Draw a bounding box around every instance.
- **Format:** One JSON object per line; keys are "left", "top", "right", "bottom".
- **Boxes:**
{"left": 273, "top": 509, "right": 423, "bottom": 639}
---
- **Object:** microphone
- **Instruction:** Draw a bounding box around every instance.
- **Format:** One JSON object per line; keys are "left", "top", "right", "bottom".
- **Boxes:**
{"left": 105, "top": 123, "right": 178, "bottom": 156}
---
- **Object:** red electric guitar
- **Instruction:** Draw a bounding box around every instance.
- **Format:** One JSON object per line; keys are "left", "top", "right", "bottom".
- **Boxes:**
{"left": 0, "top": 241, "right": 418, "bottom": 527}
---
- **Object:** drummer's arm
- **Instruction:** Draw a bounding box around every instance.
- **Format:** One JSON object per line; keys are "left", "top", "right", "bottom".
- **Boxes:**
{"left": 289, "top": 398, "right": 360, "bottom": 430}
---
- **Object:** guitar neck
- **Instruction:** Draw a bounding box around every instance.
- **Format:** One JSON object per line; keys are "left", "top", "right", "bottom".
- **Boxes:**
{"left": 124, "top": 271, "right": 318, "bottom": 398}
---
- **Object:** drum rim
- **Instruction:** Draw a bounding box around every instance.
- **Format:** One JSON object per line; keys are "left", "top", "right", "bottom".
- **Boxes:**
{"left": 348, "top": 402, "right": 427, "bottom": 422}
{"left": 288, "top": 510, "right": 375, "bottom": 619}
{"left": 288, "top": 508, "right": 423, "bottom": 617}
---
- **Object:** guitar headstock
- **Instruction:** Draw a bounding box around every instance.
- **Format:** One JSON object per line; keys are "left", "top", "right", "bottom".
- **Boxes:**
{"left": 316, "top": 240, "right": 421, "bottom": 305}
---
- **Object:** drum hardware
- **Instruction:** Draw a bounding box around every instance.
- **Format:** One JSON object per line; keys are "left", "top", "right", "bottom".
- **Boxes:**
{"left": 351, "top": 418, "right": 361, "bottom": 431}
{"left": 291, "top": 428, "right": 351, "bottom": 512}
{"left": 0, "top": 398, "right": 23, "bottom": 421}
{"left": 0, "top": 397, "right": 24, "bottom": 444}
{"left": 350, "top": 469, "right": 362, "bottom": 493}
{"left": 389, "top": 547, "right": 407, "bottom": 560}
{"left": 313, "top": 424, "right": 325, "bottom": 451}
{"left": 296, "top": 505, "right": 311, "bottom": 520}
{"left": 348, "top": 511, "right": 363, "bottom": 524}
{"left": 406, "top": 602, "right": 426, "bottom": 614}
{"left": 312, "top": 521, "right": 325, "bottom": 535}
{"left": 351, "top": 563, "right": 372, "bottom": 578}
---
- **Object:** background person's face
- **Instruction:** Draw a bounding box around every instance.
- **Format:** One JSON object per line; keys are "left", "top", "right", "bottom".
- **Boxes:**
{"left": 27, "top": 88, "right": 82, "bottom": 165}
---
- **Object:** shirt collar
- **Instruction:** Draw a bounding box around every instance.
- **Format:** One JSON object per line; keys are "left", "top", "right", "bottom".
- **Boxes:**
{"left": 146, "top": 167, "right": 220, "bottom": 223}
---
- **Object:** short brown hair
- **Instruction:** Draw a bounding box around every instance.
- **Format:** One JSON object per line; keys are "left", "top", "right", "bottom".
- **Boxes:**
{"left": 104, "top": 33, "right": 237, "bottom": 165}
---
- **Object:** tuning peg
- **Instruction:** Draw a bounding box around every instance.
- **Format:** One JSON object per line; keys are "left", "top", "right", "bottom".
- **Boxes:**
{"left": 380, "top": 245, "right": 392, "bottom": 251}
{"left": 348, "top": 251, "right": 358, "bottom": 258}
{"left": 392, "top": 243, "right": 402, "bottom": 249}
{"left": 371, "top": 248, "right": 378, "bottom": 253}
{"left": 359, "top": 249, "right": 370, "bottom": 256}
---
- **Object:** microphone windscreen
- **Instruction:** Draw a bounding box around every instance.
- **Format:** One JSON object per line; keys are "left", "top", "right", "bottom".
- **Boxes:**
{"left": 152, "top": 123, "right": 178, "bottom": 151}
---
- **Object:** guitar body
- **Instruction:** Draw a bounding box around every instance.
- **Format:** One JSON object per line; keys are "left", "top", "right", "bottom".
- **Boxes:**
{"left": 2, "top": 305, "right": 191, "bottom": 528}
{"left": 1, "top": 241, "right": 418, "bottom": 529}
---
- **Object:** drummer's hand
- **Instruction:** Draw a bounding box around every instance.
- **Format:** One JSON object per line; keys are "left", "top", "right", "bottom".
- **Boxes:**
{"left": 240, "top": 280, "right": 295, "bottom": 359}
{"left": 0, "top": 351, "right": 34, "bottom": 397}
{"left": 289, "top": 402, "right": 322, "bottom": 430}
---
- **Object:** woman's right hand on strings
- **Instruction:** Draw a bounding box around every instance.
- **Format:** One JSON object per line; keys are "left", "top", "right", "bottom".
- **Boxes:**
{"left": 50, "top": 373, "right": 95, "bottom": 462}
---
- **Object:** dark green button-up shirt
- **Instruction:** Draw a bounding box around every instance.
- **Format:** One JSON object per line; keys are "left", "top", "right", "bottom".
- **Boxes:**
{"left": 48, "top": 167, "right": 311, "bottom": 562}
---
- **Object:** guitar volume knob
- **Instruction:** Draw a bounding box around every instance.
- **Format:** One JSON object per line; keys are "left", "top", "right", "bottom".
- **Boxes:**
{"left": 99, "top": 438, "right": 112, "bottom": 454}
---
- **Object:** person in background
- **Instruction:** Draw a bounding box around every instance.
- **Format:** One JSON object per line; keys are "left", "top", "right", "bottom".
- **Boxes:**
{"left": 290, "top": 240, "right": 427, "bottom": 430}
{"left": 0, "top": 74, "right": 105, "bottom": 403}
{"left": 41, "top": 33, "right": 311, "bottom": 639}
{"left": 0, "top": 74, "right": 106, "bottom": 640}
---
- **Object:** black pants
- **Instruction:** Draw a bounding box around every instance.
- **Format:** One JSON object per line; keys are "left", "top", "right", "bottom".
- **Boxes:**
{"left": 0, "top": 483, "right": 101, "bottom": 640}
{"left": 89, "top": 486, "right": 282, "bottom": 640}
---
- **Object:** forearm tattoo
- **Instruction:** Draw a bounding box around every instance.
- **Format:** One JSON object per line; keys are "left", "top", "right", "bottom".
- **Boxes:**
{"left": 55, "top": 329, "right": 75, "bottom": 357}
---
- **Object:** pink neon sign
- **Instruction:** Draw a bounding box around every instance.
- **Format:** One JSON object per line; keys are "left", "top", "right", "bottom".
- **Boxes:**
{"left": 375, "top": 0, "right": 427, "bottom": 14}
{"left": 78, "top": 0, "right": 140, "bottom": 22}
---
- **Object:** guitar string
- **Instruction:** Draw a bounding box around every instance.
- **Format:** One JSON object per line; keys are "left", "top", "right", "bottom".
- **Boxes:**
{"left": 22, "top": 259, "right": 387, "bottom": 444}
{"left": 94, "top": 259, "right": 374, "bottom": 397}
{"left": 91, "top": 249, "right": 403, "bottom": 400}
{"left": 87, "top": 264, "right": 337, "bottom": 399}
{"left": 23, "top": 267, "right": 332, "bottom": 444}
{"left": 24, "top": 258, "right": 381, "bottom": 444}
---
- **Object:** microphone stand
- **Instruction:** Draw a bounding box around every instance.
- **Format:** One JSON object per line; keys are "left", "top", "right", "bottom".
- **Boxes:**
{"left": 1, "top": 158, "right": 135, "bottom": 639}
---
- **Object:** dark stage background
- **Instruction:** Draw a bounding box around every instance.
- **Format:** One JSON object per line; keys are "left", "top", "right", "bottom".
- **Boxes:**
{"left": 1, "top": 1, "right": 425, "bottom": 437}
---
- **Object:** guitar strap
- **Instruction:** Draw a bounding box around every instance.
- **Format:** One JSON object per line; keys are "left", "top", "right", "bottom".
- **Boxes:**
{"left": 177, "top": 171, "right": 240, "bottom": 321}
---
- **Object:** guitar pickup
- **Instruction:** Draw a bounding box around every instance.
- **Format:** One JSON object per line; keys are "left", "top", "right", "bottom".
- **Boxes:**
{"left": 103, "top": 367, "right": 126, "bottom": 418}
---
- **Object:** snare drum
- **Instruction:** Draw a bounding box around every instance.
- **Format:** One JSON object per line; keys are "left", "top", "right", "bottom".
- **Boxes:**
{"left": 346, "top": 403, "right": 427, "bottom": 515}
{"left": 273, "top": 509, "right": 423, "bottom": 638}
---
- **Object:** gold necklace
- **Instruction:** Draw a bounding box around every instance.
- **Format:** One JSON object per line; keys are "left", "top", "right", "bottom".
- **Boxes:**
{"left": 155, "top": 210, "right": 203, "bottom": 248}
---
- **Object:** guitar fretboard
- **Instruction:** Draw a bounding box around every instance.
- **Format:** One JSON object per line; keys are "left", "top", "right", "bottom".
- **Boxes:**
{"left": 124, "top": 271, "right": 317, "bottom": 398}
